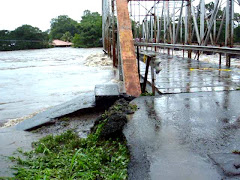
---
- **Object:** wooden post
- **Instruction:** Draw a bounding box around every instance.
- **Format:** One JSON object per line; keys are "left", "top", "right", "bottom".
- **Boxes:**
{"left": 116, "top": 0, "right": 141, "bottom": 97}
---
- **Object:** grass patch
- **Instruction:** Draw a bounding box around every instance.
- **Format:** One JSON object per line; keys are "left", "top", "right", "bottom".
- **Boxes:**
{"left": 141, "top": 92, "right": 154, "bottom": 96}
{"left": 8, "top": 124, "right": 129, "bottom": 179}
{"left": 60, "top": 117, "right": 70, "bottom": 121}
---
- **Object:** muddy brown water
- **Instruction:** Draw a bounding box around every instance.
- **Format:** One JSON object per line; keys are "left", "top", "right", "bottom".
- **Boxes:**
{"left": 0, "top": 47, "right": 114, "bottom": 125}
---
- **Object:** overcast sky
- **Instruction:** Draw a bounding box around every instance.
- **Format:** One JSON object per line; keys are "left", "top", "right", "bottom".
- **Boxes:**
{"left": 0, "top": 0, "right": 239, "bottom": 32}
{"left": 0, "top": 0, "right": 102, "bottom": 31}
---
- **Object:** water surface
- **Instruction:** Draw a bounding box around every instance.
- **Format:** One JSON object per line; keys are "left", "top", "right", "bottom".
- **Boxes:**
{"left": 0, "top": 47, "right": 113, "bottom": 124}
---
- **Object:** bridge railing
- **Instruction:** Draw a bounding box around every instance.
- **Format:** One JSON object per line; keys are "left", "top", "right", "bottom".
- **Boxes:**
{"left": 135, "top": 42, "right": 240, "bottom": 67}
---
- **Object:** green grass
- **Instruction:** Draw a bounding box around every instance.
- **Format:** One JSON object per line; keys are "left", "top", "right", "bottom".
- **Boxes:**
{"left": 141, "top": 92, "right": 154, "bottom": 96}
{"left": 8, "top": 124, "right": 129, "bottom": 179}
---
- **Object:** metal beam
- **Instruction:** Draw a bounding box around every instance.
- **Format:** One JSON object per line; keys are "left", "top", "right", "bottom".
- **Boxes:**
{"left": 216, "top": 9, "right": 226, "bottom": 44}
{"left": 174, "top": 1, "right": 184, "bottom": 44}
{"left": 191, "top": 4, "right": 201, "bottom": 44}
{"left": 203, "top": 0, "right": 219, "bottom": 46}
{"left": 135, "top": 42, "right": 240, "bottom": 55}
{"left": 200, "top": 0, "right": 205, "bottom": 41}
{"left": 173, "top": 1, "right": 176, "bottom": 44}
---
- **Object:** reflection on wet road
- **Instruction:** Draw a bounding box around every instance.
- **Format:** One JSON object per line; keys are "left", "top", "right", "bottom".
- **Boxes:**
{"left": 125, "top": 91, "right": 240, "bottom": 180}
{"left": 0, "top": 48, "right": 114, "bottom": 124}
{"left": 140, "top": 53, "right": 240, "bottom": 93}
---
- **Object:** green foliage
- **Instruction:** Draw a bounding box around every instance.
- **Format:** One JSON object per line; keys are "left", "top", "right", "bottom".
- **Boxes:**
{"left": 129, "top": 104, "right": 138, "bottom": 111}
{"left": 60, "top": 117, "right": 70, "bottom": 121}
{"left": 61, "top": 31, "right": 73, "bottom": 42}
{"left": 50, "top": 15, "right": 78, "bottom": 40}
{"left": 0, "top": 25, "right": 49, "bottom": 51}
{"left": 141, "top": 92, "right": 154, "bottom": 96}
{"left": 8, "top": 128, "right": 129, "bottom": 179}
{"left": 11, "top": 25, "right": 48, "bottom": 41}
{"left": 73, "top": 10, "right": 102, "bottom": 48}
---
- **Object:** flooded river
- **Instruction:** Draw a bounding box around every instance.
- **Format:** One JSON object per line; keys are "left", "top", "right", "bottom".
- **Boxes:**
{"left": 1, "top": 47, "right": 239, "bottom": 126}
{"left": 0, "top": 48, "right": 114, "bottom": 125}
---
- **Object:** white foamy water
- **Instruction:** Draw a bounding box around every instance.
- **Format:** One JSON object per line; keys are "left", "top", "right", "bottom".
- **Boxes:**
{"left": 0, "top": 47, "right": 114, "bottom": 126}
{"left": 84, "top": 53, "right": 112, "bottom": 67}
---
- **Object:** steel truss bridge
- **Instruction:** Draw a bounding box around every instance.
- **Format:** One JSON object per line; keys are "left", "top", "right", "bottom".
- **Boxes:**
{"left": 102, "top": 0, "right": 240, "bottom": 97}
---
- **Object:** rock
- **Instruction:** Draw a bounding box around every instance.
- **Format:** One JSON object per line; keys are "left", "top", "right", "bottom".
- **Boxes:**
{"left": 92, "top": 98, "right": 136, "bottom": 140}
{"left": 100, "top": 113, "right": 127, "bottom": 139}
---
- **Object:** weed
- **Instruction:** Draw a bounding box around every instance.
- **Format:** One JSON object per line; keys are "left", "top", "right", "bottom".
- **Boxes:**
{"left": 60, "top": 117, "right": 70, "bottom": 121}
{"left": 141, "top": 92, "right": 154, "bottom": 96}
{"left": 129, "top": 104, "right": 138, "bottom": 111}
{"left": 8, "top": 128, "right": 129, "bottom": 179}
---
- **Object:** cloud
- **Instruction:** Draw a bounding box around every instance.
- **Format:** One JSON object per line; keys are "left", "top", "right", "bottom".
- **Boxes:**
{"left": 0, "top": 0, "right": 102, "bottom": 31}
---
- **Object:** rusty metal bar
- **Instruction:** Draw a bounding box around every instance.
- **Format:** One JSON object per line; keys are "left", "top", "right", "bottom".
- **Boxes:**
{"left": 135, "top": 42, "right": 240, "bottom": 55}
{"left": 116, "top": 0, "right": 141, "bottom": 97}
{"left": 112, "top": 0, "right": 117, "bottom": 67}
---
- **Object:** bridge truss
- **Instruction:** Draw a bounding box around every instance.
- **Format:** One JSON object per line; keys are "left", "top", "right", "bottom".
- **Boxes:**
{"left": 102, "top": 0, "right": 239, "bottom": 96}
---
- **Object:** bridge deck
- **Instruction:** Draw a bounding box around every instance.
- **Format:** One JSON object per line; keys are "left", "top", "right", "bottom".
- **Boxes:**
{"left": 139, "top": 51, "right": 240, "bottom": 94}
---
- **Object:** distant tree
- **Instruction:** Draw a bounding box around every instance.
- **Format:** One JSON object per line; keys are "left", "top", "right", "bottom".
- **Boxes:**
{"left": 234, "top": 13, "right": 240, "bottom": 26}
{"left": 0, "top": 30, "right": 11, "bottom": 40}
{"left": 11, "top": 25, "right": 48, "bottom": 41}
{"left": 205, "top": 2, "right": 214, "bottom": 15}
{"left": 50, "top": 15, "right": 78, "bottom": 40}
{"left": 73, "top": 10, "right": 102, "bottom": 48}
{"left": 0, "top": 25, "right": 49, "bottom": 51}
{"left": 61, "top": 31, "right": 73, "bottom": 42}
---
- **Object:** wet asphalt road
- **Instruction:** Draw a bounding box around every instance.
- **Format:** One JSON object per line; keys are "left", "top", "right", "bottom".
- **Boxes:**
{"left": 124, "top": 91, "right": 240, "bottom": 180}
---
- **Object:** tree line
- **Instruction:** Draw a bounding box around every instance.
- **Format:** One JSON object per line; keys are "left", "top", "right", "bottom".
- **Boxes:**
{"left": 50, "top": 10, "right": 102, "bottom": 48}
{"left": 0, "top": 10, "right": 102, "bottom": 51}
{"left": 0, "top": 25, "right": 49, "bottom": 51}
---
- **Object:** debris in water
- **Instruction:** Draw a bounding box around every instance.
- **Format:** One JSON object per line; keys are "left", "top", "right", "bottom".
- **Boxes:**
{"left": 1, "top": 108, "right": 48, "bottom": 128}
{"left": 84, "top": 53, "right": 112, "bottom": 67}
